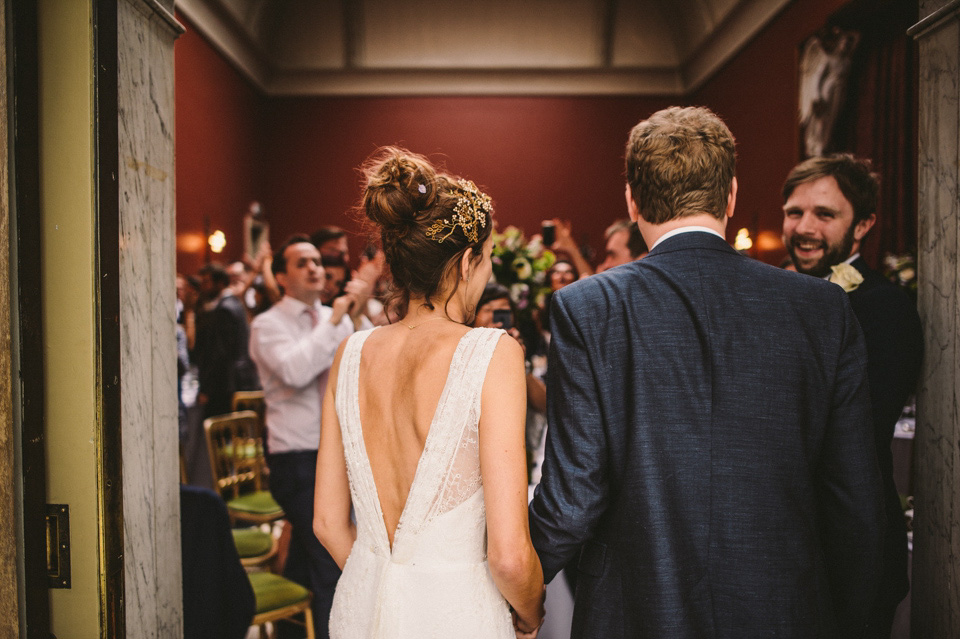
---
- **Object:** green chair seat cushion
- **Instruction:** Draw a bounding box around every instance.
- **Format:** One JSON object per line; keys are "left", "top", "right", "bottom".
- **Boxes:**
{"left": 221, "top": 441, "right": 262, "bottom": 459}
{"left": 231, "top": 527, "right": 273, "bottom": 558}
{"left": 227, "top": 491, "right": 283, "bottom": 516}
{"left": 248, "top": 572, "right": 310, "bottom": 614}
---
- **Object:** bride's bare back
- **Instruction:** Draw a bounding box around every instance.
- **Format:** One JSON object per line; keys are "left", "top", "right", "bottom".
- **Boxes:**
{"left": 356, "top": 322, "right": 473, "bottom": 547}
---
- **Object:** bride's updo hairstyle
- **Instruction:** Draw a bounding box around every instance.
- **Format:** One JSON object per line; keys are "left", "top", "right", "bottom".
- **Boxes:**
{"left": 362, "top": 147, "right": 493, "bottom": 318}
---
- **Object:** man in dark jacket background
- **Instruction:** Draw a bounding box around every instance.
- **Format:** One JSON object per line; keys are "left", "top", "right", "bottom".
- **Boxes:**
{"left": 782, "top": 154, "right": 923, "bottom": 638}
{"left": 195, "top": 262, "right": 259, "bottom": 418}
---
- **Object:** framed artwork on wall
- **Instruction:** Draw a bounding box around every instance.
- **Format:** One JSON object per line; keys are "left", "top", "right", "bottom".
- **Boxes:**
{"left": 798, "top": 26, "right": 859, "bottom": 158}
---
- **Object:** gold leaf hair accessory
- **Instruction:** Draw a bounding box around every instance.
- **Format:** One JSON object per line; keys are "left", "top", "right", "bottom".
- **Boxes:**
{"left": 426, "top": 179, "right": 491, "bottom": 244}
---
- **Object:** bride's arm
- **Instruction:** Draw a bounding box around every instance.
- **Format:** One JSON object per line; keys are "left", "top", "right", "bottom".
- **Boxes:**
{"left": 313, "top": 340, "right": 357, "bottom": 569}
{"left": 480, "top": 335, "right": 545, "bottom": 632}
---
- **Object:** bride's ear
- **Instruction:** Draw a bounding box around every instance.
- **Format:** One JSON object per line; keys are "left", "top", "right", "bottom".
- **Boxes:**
{"left": 460, "top": 248, "right": 474, "bottom": 282}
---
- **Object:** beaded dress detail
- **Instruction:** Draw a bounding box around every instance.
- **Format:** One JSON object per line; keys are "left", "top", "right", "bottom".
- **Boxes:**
{"left": 329, "top": 327, "right": 513, "bottom": 638}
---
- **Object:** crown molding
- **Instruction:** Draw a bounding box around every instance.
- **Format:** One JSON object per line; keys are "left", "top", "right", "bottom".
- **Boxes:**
{"left": 176, "top": 0, "right": 271, "bottom": 91}
{"left": 176, "top": 0, "right": 789, "bottom": 97}
{"left": 682, "top": 0, "right": 793, "bottom": 92}
{"left": 267, "top": 67, "right": 684, "bottom": 97}
{"left": 908, "top": 0, "right": 960, "bottom": 39}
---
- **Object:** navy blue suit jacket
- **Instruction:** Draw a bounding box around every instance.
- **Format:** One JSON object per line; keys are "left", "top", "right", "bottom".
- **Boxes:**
{"left": 529, "top": 231, "right": 885, "bottom": 638}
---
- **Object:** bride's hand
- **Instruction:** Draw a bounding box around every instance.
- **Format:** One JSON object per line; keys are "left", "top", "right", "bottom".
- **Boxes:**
{"left": 511, "top": 591, "right": 545, "bottom": 639}
{"left": 512, "top": 608, "right": 543, "bottom": 639}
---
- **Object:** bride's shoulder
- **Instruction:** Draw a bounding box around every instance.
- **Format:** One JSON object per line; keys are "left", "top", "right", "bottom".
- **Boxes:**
{"left": 483, "top": 331, "right": 524, "bottom": 371}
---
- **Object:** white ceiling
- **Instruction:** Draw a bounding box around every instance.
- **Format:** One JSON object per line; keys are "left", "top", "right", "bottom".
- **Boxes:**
{"left": 176, "top": 0, "right": 792, "bottom": 95}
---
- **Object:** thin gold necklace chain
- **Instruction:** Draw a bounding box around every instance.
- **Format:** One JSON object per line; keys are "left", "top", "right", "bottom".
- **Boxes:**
{"left": 402, "top": 316, "right": 454, "bottom": 330}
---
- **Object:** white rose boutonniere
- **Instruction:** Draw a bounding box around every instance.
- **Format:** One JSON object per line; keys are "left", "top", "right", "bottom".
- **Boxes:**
{"left": 829, "top": 263, "right": 864, "bottom": 293}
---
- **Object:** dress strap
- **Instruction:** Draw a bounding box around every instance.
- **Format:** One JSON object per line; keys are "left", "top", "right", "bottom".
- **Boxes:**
{"left": 334, "top": 327, "right": 391, "bottom": 554}
{"left": 458, "top": 327, "right": 505, "bottom": 410}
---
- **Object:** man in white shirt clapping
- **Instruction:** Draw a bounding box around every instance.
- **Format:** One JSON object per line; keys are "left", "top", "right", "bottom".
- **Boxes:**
{"left": 249, "top": 234, "right": 372, "bottom": 638}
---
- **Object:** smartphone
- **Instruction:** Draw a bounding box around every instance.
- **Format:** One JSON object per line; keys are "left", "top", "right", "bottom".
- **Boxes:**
{"left": 492, "top": 308, "right": 513, "bottom": 330}
{"left": 541, "top": 221, "right": 556, "bottom": 246}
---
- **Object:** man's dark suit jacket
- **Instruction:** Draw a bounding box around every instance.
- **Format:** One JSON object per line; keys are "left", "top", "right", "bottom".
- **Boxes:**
{"left": 847, "top": 257, "right": 922, "bottom": 618}
{"left": 529, "top": 231, "right": 885, "bottom": 638}
{"left": 195, "top": 292, "right": 259, "bottom": 416}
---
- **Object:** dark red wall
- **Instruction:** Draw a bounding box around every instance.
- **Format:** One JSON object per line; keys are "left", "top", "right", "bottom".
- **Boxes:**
{"left": 175, "top": 0, "right": 896, "bottom": 273}
{"left": 691, "top": 0, "right": 854, "bottom": 265}
{"left": 175, "top": 14, "right": 266, "bottom": 275}
{"left": 259, "top": 96, "right": 676, "bottom": 265}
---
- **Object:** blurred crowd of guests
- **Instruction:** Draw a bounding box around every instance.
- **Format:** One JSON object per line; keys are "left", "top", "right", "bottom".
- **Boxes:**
{"left": 175, "top": 215, "right": 647, "bottom": 439}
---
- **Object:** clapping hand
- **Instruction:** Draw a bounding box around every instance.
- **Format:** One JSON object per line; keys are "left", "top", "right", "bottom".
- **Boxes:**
{"left": 355, "top": 249, "right": 385, "bottom": 285}
{"left": 330, "top": 293, "right": 354, "bottom": 325}
{"left": 343, "top": 279, "right": 373, "bottom": 322}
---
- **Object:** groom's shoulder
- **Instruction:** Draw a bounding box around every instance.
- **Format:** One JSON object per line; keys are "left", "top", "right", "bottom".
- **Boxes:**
{"left": 553, "top": 265, "right": 629, "bottom": 307}
{"left": 733, "top": 253, "right": 843, "bottom": 297}
{"left": 554, "top": 256, "right": 846, "bottom": 310}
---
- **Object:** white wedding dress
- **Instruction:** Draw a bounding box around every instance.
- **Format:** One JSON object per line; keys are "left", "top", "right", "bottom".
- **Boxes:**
{"left": 329, "top": 327, "right": 515, "bottom": 639}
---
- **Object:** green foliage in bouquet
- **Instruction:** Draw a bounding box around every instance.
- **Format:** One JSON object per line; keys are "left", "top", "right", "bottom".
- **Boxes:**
{"left": 490, "top": 226, "right": 555, "bottom": 327}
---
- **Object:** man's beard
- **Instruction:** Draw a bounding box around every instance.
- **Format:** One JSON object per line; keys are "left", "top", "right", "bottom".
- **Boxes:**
{"left": 787, "top": 222, "right": 856, "bottom": 278}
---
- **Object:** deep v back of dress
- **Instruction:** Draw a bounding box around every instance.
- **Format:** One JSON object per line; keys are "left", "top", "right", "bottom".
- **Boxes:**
{"left": 329, "top": 326, "right": 514, "bottom": 639}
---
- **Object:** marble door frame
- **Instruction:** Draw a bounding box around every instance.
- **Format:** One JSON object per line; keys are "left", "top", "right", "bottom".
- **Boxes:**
{"left": 911, "top": 0, "right": 960, "bottom": 635}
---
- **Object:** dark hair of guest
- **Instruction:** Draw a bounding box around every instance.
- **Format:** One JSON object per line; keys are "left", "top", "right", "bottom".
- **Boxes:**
{"left": 547, "top": 259, "right": 580, "bottom": 282}
{"left": 199, "top": 262, "right": 229, "bottom": 288}
{"left": 271, "top": 233, "right": 313, "bottom": 277}
{"left": 781, "top": 153, "right": 879, "bottom": 224}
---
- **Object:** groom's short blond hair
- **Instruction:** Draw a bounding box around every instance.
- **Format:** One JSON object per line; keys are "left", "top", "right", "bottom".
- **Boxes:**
{"left": 625, "top": 106, "right": 736, "bottom": 224}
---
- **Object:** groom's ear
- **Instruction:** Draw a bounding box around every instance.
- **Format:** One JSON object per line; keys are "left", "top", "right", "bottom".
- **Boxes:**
{"left": 625, "top": 183, "right": 639, "bottom": 222}
{"left": 725, "top": 177, "right": 738, "bottom": 220}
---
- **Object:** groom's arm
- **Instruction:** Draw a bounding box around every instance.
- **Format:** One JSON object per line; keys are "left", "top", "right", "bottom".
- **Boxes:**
{"left": 529, "top": 289, "right": 610, "bottom": 582}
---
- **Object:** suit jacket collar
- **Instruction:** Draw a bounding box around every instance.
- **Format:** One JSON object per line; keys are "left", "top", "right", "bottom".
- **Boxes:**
{"left": 647, "top": 229, "right": 737, "bottom": 257}
{"left": 850, "top": 255, "right": 872, "bottom": 277}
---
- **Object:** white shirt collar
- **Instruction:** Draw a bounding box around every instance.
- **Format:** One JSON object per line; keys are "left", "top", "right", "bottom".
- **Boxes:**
{"left": 277, "top": 295, "right": 320, "bottom": 315}
{"left": 651, "top": 226, "right": 726, "bottom": 250}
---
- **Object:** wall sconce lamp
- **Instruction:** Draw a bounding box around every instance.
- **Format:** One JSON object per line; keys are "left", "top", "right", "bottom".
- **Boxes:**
{"left": 208, "top": 230, "right": 226, "bottom": 254}
{"left": 734, "top": 228, "right": 753, "bottom": 252}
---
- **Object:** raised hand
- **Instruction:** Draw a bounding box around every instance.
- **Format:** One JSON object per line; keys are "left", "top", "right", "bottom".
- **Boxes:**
{"left": 355, "top": 249, "right": 386, "bottom": 285}
{"left": 330, "top": 293, "right": 354, "bottom": 325}
{"left": 343, "top": 279, "right": 373, "bottom": 321}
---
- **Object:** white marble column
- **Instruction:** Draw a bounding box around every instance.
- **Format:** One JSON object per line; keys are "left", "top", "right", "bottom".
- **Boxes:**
{"left": 118, "top": 1, "right": 184, "bottom": 636}
{"left": 912, "top": 0, "right": 960, "bottom": 635}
